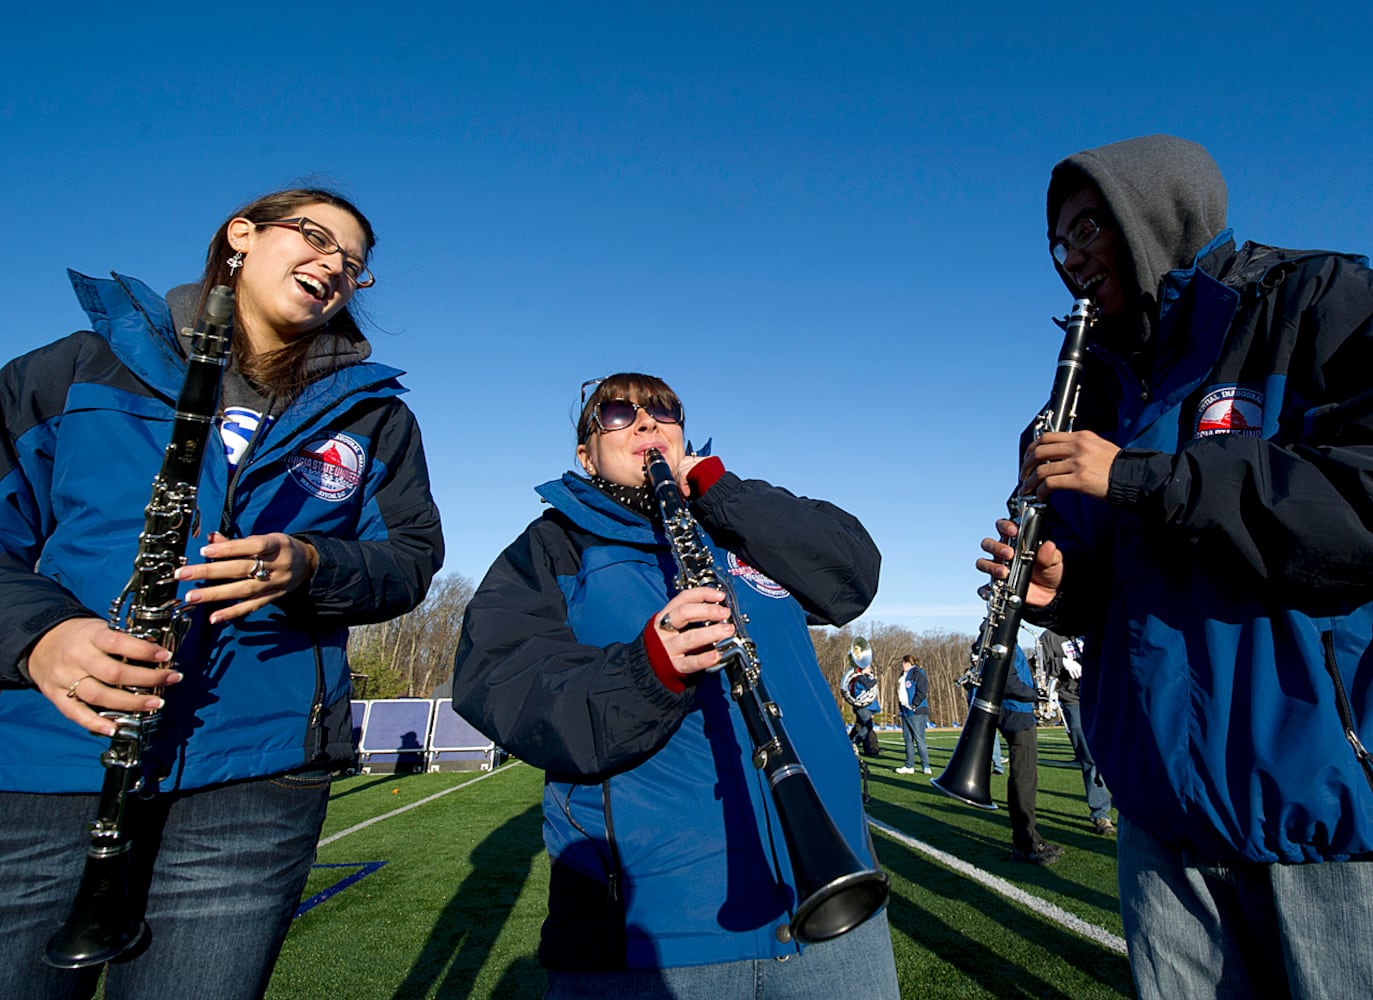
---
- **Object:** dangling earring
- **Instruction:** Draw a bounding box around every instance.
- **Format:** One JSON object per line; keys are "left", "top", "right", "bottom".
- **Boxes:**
{"left": 227, "top": 251, "right": 244, "bottom": 275}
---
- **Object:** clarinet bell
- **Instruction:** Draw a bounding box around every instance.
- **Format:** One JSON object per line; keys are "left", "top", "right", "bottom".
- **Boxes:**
{"left": 43, "top": 847, "right": 148, "bottom": 969}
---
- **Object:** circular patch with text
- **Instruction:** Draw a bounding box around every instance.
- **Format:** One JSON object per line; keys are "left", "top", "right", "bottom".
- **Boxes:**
{"left": 289, "top": 433, "right": 366, "bottom": 502}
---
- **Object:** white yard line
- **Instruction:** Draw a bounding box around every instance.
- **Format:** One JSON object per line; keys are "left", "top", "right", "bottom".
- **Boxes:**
{"left": 867, "top": 816, "right": 1128, "bottom": 955}
{"left": 318, "top": 763, "right": 525, "bottom": 847}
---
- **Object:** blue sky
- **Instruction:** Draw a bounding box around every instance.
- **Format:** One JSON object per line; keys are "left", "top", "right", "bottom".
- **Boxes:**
{"left": 4, "top": 3, "right": 1370, "bottom": 637}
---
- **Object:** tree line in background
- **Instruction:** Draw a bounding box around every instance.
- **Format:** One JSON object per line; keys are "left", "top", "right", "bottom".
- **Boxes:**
{"left": 347, "top": 573, "right": 977, "bottom": 728}
{"left": 347, "top": 574, "right": 475, "bottom": 699}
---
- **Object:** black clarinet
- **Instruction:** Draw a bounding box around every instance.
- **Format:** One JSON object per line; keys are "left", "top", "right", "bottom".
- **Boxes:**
{"left": 45, "top": 285, "right": 235, "bottom": 969}
{"left": 644, "top": 448, "right": 889, "bottom": 943}
{"left": 932, "top": 298, "right": 1095, "bottom": 809}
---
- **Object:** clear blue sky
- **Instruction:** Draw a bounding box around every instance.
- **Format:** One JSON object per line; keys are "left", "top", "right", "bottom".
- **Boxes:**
{"left": 4, "top": 3, "right": 1370, "bottom": 637}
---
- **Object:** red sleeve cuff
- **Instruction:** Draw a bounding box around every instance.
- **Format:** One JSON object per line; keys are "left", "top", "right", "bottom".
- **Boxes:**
{"left": 686, "top": 456, "right": 726, "bottom": 496}
{"left": 643, "top": 617, "right": 689, "bottom": 693}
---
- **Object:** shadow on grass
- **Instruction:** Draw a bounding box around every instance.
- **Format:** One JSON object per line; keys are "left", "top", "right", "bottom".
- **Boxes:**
{"left": 390, "top": 801, "right": 548, "bottom": 999}
{"left": 880, "top": 845, "right": 1134, "bottom": 998}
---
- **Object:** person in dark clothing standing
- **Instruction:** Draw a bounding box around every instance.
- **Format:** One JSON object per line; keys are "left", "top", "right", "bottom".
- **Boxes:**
{"left": 1035, "top": 629, "right": 1113, "bottom": 834}
{"left": 977, "top": 134, "right": 1373, "bottom": 998}
{"left": 1001, "top": 645, "right": 1062, "bottom": 866}
{"left": 895, "top": 655, "right": 930, "bottom": 775}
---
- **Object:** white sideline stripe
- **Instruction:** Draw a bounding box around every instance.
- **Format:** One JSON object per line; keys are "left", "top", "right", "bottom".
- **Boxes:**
{"left": 867, "top": 816, "right": 1128, "bottom": 956}
{"left": 318, "top": 762, "right": 525, "bottom": 848}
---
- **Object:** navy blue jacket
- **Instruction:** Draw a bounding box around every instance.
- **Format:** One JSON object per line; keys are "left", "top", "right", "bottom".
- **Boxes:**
{"left": 899, "top": 666, "right": 928, "bottom": 717}
{"left": 452, "top": 469, "right": 880, "bottom": 970}
{"left": 1036, "top": 237, "right": 1373, "bottom": 862}
{"left": 0, "top": 272, "right": 443, "bottom": 792}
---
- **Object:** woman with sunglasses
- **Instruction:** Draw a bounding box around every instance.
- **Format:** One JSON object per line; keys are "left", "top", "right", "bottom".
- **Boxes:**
{"left": 0, "top": 188, "right": 443, "bottom": 999}
{"left": 453, "top": 373, "right": 899, "bottom": 998}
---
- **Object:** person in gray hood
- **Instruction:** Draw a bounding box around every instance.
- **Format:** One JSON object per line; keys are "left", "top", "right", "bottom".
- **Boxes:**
{"left": 977, "top": 135, "right": 1373, "bottom": 998}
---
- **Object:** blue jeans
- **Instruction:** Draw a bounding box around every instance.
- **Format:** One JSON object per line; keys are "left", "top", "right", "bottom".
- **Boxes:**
{"left": 0, "top": 771, "right": 330, "bottom": 1000}
{"left": 1117, "top": 816, "right": 1373, "bottom": 999}
{"left": 899, "top": 713, "right": 928, "bottom": 769}
{"left": 545, "top": 908, "right": 899, "bottom": 999}
{"left": 1060, "top": 699, "right": 1111, "bottom": 822}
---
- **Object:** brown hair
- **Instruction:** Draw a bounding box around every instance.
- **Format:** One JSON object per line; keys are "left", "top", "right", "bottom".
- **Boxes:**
{"left": 198, "top": 188, "right": 376, "bottom": 399}
{"left": 576, "top": 372, "right": 684, "bottom": 444}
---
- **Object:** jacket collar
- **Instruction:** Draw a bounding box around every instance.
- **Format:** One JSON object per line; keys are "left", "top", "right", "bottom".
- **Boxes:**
{"left": 536, "top": 473, "right": 661, "bottom": 545}
{"left": 68, "top": 270, "right": 185, "bottom": 396}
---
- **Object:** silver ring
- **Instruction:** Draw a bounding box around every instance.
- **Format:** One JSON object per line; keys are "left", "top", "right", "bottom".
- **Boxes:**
{"left": 250, "top": 555, "right": 270, "bottom": 583}
{"left": 658, "top": 613, "right": 677, "bottom": 633}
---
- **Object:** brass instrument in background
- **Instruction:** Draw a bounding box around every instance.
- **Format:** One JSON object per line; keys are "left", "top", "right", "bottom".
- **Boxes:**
{"left": 932, "top": 298, "right": 1095, "bottom": 809}
{"left": 840, "top": 636, "right": 878, "bottom": 708}
{"left": 644, "top": 448, "right": 889, "bottom": 943}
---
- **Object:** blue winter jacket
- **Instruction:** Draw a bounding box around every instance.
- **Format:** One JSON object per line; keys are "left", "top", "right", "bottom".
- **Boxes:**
{"left": 898, "top": 666, "right": 928, "bottom": 718}
{"left": 0, "top": 272, "right": 443, "bottom": 793}
{"left": 1038, "top": 236, "right": 1373, "bottom": 863}
{"left": 452, "top": 469, "right": 881, "bottom": 971}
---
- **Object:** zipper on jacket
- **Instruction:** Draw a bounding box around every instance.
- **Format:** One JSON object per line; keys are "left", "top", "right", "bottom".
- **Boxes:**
{"left": 309, "top": 641, "right": 327, "bottom": 759}
{"left": 1320, "top": 631, "right": 1373, "bottom": 794}
{"left": 601, "top": 780, "right": 624, "bottom": 908}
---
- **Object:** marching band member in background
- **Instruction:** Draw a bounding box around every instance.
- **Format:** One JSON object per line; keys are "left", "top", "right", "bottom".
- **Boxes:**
{"left": 452, "top": 372, "right": 898, "bottom": 998}
{"left": 0, "top": 189, "right": 443, "bottom": 999}
{"left": 895, "top": 654, "right": 931, "bottom": 775}
{"left": 841, "top": 637, "right": 882, "bottom": 758}
{"left": 999, "top": 645, "right": 1062, "bottom": 866}
{"left": 1035, "top": 628, "right": 1112, "bottom": 834}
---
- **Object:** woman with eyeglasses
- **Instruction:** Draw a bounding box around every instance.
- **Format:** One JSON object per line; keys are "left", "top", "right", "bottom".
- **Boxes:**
{"left": 452, "top": 373, "right": 899, "bottom": 998}
{"left": 0, "top": 188, "right": 443, "bottom": 999}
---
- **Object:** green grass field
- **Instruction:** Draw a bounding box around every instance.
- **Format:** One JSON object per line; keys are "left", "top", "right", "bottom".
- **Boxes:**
{"left": 268, "top": 729, "right": 1135, "bottom": 999}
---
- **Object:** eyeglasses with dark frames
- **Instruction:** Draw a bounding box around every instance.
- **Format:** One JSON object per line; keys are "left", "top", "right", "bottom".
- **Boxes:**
{"left": 255, "top": 217, "right": 375, "bottom": 287}
{"left": 1051, "top": 216, "right": 1102, "bottom": 267}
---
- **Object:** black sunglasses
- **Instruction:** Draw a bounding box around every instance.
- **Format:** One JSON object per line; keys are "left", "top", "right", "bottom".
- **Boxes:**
{"left": 590, "top": 398, "right": 685, "bottom": 436}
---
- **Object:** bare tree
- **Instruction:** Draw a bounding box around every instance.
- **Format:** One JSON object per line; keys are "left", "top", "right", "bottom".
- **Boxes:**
{"left": 347, "top": 573, "right": 474, "bottom": 698}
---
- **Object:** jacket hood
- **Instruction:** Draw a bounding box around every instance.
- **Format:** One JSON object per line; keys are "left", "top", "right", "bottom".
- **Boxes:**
{"left": 1047, "top": 135, "right": 1228, "bottom": 345}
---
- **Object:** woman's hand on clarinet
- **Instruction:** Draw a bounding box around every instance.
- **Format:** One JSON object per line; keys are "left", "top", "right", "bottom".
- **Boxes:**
{"left": 653, "top": 587, "right": 735, "bottom": 675}
{"left": 673, "top": 454, "right": 714, "bottom": 498}
{"left": 26, "top": 618, "right": 180, "bottom": 735}
{"left": 1020, "top": 430, "right": 1118, "bottom": 500}
{"left": 176, "top": 531, "right": 319, "bottom": 624}
{"left": 975, "top": 518, "right": 1064, "bottom": 608}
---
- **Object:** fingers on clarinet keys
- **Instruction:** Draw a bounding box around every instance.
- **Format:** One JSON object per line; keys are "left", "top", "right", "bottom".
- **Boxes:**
{"left": 65, "top": 675, "right": 92, "bottom": 700}
{"left": 249, "top": 555, "right": 270, "bottom": 582}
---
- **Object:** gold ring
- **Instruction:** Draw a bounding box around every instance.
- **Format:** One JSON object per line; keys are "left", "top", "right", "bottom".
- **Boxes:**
{"left": 249, "top": 555, "right": 270, "bottom": 583}
{"left": 65, "top": 675, "right": 91, "bottom": 700}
